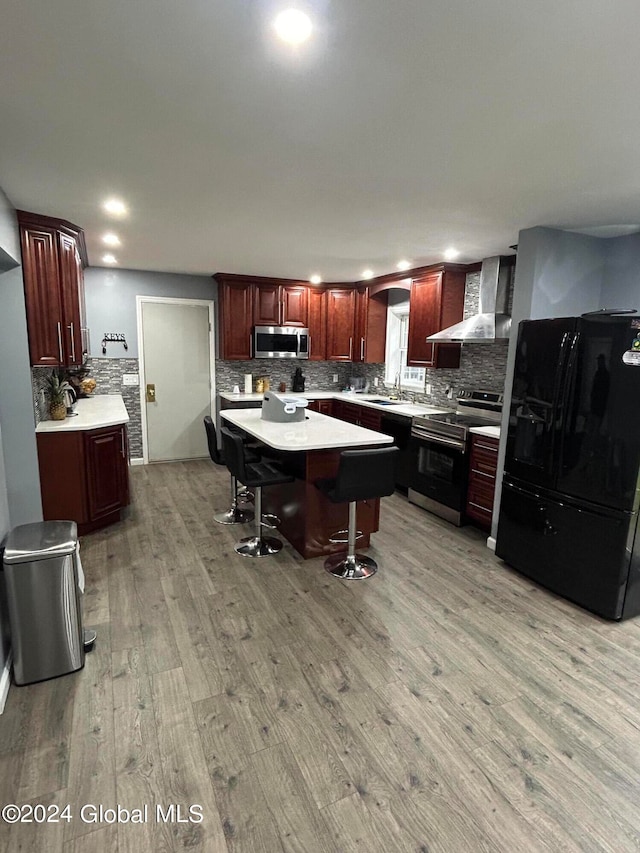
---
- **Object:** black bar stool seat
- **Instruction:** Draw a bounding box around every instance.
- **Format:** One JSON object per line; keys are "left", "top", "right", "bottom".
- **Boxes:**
{"left": 204, "top": 416, "right": 256, "bottom": 525}
{"left": 221, "top": 427, "right": 295, "bottom": 557}
{"left": 315, "top": 446, "right": 397, "bottom": 579}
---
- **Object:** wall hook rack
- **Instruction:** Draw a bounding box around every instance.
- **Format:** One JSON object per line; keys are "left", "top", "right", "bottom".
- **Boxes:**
{"left": 101, "top": 333, "right": 128, "bottom": 355}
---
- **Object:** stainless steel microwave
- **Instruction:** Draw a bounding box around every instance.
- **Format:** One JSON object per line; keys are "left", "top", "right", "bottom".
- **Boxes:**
{"left": 253, "top": 326, "right": 310, "bottom": 359}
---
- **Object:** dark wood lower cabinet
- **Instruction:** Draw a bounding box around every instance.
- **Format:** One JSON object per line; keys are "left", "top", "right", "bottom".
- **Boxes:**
{"left": 466, "top": 433, "right": 499, "bottom": 530}
{"left": 37, "top": 424, "right": 130, "bottom": 535}
{"left": 306, "top": 399, "right": 333, "bottom": 416}
{"left": 332, "top": 401, "right": 381, "bottom": 431}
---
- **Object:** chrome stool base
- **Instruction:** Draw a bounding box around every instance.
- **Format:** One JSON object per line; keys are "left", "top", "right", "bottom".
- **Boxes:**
{"left": 235, "top": 535, "right": 283, "bottom": 558}
{"left": 324, "top": 553, "right": 377, "bottom": 580}
{"left": 214, "top": 507, "right": 254, "bottom": 525}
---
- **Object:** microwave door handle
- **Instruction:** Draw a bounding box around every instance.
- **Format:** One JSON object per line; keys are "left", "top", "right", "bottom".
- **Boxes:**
{"left": 308, "top": 335, "right": 311, "bottom": 358}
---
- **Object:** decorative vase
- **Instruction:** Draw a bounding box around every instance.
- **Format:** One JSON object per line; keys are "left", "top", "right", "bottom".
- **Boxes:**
{"left": 49, "top": 402, "right": 67, "bottom": 420}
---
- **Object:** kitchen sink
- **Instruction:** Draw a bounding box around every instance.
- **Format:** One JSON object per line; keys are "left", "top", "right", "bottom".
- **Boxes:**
{"left": 370, "top": 400, "right": 402, "bottom": 406}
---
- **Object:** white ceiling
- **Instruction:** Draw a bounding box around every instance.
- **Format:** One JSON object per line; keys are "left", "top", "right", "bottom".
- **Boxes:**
{"left": 1, "top": 0, "right": 640, "bottom": 281}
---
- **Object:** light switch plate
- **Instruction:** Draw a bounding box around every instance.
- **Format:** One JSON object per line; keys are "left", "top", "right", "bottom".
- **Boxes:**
{"left": 122, "top": 373, "right": 139, "bottom": 386}
{"left": 333, "top": 374, "right": 339, "bottom": 383}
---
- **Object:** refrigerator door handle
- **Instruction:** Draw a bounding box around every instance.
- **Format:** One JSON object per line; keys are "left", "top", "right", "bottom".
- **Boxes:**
{"left": 557, "top": 331, "right": 581, "bottom": 428}
{"left": 546, "top": 331, "right": 572, "bottom": 475}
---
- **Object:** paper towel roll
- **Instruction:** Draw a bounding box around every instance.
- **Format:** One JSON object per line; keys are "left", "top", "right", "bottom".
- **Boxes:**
{"left": 244, "top": 374, "right": 252, "bottom": 394}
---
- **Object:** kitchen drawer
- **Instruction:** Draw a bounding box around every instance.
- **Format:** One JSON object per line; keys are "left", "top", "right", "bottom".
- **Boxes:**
{"left": 467, "top": 434, "right": 499, "bottom": 529}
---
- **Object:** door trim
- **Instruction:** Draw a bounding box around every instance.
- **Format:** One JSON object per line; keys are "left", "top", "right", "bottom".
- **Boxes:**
{"left": 136, "top": 295, "right": 216, "bottom": 465}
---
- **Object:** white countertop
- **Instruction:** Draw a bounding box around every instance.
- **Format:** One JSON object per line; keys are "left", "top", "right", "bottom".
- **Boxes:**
{"left": 36, "top": 395, "right": 130, "bottom": 433}
{"left": 221, "top": 408, "right": 394, "bottom": 451}
{"left": 469, "top": 425, "right": 501, "bottom": 439}
{"left": 220, "top": 391, "right": 451, "bottom": 420}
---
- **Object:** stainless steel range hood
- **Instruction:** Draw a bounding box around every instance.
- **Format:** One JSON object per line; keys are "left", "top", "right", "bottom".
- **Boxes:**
{"left": 427, "top": 255, "right": 515, "bottom": 343}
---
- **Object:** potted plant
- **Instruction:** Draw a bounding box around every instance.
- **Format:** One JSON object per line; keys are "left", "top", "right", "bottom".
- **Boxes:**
{"left": 45, "top": 369, "right": 71, "bottom": 420}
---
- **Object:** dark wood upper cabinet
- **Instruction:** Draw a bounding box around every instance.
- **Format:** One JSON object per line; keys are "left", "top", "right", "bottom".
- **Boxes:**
{"left": 217, "top": 277, "right": 253, "bottom": 360}
{"left": 325, "top": 288, "right": 357, "bottom": 361}
{"left": 407, "top": 265, "right": 466, "bottom": 369}
{"left": 354, "top": 287, "right": 387, "bottom": 363}
{"left": 307, "top": 287, "right": 326, "bottom": 360}
{"left": 18, "top": 210, "right": 87, "bottom": 367}
{"left": 253, "top": 282, "right": 308, "bottom": 327}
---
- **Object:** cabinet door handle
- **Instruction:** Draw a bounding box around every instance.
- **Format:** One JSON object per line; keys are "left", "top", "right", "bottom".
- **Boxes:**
{"left": 56, "top": 322, "right": 63, "bottom": 362}
{"left": 475, "top": 442, "right": 498, "bottom": 452}
{"left": 121, "top": 429, "right": 126, "bottom": 458}
{"left": 361, "top": 337, "right": 365, "bottom": 360}
{"left": 68, "top": 322, "right": 76, "bottom": 362}
{"left": 349, "top": 337, "right": 353, "bottom": 360}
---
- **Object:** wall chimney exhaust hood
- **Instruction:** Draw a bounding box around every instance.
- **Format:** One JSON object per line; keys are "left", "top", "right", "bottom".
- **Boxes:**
{"left": 427, "top": 255, "right": 515, "bottom": 343}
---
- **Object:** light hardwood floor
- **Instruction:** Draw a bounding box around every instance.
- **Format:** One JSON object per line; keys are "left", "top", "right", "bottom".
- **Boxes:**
{"left": 2, "top": 459, "right": 640, "bottom": 852}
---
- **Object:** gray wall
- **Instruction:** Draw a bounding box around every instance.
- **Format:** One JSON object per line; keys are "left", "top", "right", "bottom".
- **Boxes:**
{"left": 0, "top": 185, "right": 43, "bottom": 676}
{"left": 491, "top": 225, "right": 640, "bottom": 539}
{"left": 84, "top": 267, "right": 216, "bottom": 359}
{"left": 602, "top": 232, "right": 640, "bottom": 308}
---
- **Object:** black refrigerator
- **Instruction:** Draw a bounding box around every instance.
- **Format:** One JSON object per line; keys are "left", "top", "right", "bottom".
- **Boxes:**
{"left": 496, "top": 313, "right": 640, "bottom": 620}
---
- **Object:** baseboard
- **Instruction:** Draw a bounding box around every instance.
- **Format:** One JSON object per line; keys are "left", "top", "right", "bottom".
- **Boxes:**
{"left": 130, "top": 458, "right": 145, "bottom": 466}
{"left": 0, "top": 651, "right": 12, "bottom": 714}
{"left": 487, "top": 536, "right": 496, "bottom": 552}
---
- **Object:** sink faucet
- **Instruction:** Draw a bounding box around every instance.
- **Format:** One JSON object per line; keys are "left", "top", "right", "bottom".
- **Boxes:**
{"left": 394, "top": 371, "right": 402, "bottom": 397}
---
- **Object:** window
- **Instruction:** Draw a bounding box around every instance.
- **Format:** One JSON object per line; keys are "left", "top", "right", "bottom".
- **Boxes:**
{"left": 384, "top": 306, "right": 426, "bottom": 390}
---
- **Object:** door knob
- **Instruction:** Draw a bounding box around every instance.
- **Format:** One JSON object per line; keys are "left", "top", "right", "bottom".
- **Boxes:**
{"left": 146, "top": 383, "right": 156, "bottom": 402}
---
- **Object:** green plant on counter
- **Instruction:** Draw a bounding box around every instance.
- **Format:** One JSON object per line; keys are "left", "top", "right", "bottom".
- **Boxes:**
{"left": 45, "top": 369, "right": 72, "bottom": 420}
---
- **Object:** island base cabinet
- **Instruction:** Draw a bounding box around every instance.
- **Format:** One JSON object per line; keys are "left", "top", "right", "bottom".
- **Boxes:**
{"left": 262, "top": 449, "right": 380, "bottom": 559}
{"left": 37, "top": 425, "right": 130, "bottom": 535}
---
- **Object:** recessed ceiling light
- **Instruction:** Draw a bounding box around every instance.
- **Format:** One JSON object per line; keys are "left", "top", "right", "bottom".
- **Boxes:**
{"left": 443, "top": 247, "right": 460, "bottom": 261}
{"left": 274, "top": 9, "right": 312, "bottom": 44}
{"left": 102, "top": 253, "right": 117, "bottom": 265}
{"left": 103, "top": 198, "right": 127, "bottom": 217}
{"left": 310, "top": 274, "right": 322, "bottom": 285}
{"left": 362, "top": 269, "right": 374, "bottom": 280}
{"left": 397, "top": 260, "right": 411, "bottom": 271}
{"left": 102, "top": 232, "right": 120, "bottom": 246}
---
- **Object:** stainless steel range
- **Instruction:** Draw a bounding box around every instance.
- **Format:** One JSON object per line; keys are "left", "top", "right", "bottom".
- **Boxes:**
{"left": 408, "top": 389, "right": 503, "bottom": 525}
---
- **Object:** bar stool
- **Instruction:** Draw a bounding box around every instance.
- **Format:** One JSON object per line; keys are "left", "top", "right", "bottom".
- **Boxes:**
{"left": 315, "top": 446, "right": 398, "bottom": 580}
{"left": 204, "top": 416, "right": 255, "bottom": 525}
{"left": 220, "top": 426, "right": 294, "bottom": 557}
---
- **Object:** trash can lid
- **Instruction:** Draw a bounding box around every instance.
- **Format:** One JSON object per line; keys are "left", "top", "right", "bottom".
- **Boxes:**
{"left": 3, "top": 521, "right": 78, "bottom": 564}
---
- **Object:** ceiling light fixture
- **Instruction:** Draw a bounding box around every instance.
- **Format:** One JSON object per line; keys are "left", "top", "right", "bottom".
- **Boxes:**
{"left": 362, "top": 269, "right": 374, "bottom": 280}
{"left": 102, "top": 232, "right": 120, "bottom": 246}
{"left": 310, "top": 274, "right": 322, "bottom": 285}
{"left": 102, "top": 253, "right": 117, "bottom": 265}
{"left": 443, "top": 247, "right": 460, "bottom": 261}
{"left": 103, "top": 198, "right": 127, "bottom": 217}
{"left": 274, "top": 9, "right": 312, "bottom": 44}
{"left": 397, "top": 260, "right": 411, "bottom": 271}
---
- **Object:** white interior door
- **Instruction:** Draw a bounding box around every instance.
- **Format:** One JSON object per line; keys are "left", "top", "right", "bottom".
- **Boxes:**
{"left": 139, "top": 299, "right": 213, "bottom": 462}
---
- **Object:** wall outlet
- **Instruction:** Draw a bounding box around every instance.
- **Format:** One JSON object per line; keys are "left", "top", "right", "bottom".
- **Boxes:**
{"left": 122, "top": 373, "right": 139, "bottom": 386}
{"left": 374, "top": 377, "right": 379, "bottom": 387}
{"left": 425, "top": 383, "right": 431, "bottom": 395}
{"left": 333, "top": 374, "right": 339, "bottom": 383}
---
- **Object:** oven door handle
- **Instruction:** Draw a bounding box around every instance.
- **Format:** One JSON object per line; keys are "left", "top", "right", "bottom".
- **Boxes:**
{"left": 411, "top": 429, "right": 466, "bottom": 452}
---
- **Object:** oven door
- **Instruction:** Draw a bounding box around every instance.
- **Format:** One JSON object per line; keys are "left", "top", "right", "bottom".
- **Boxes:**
{"left": 408, "top": 427, "right": 469, "bottom": 524}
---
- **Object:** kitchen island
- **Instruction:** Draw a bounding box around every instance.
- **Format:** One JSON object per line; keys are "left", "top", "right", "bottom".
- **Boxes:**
{"left": 221, "top": 408, "right": 393, "bottom": 559}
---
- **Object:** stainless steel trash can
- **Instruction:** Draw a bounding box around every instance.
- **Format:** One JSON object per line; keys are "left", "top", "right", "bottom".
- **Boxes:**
{"left": 3, "top": 520, "right": 84, "bottom": 685}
